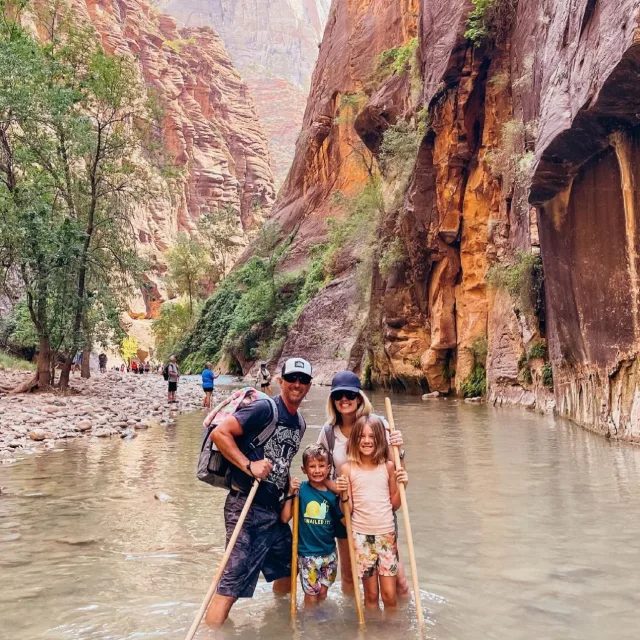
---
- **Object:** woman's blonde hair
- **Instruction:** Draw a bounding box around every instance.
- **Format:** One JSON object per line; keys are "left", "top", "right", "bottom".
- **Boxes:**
{"left": 347, "top": 415, "right": 389, "bottom": 465}
{"left": 325, "top": 389, "right": 373, "bottom": 426}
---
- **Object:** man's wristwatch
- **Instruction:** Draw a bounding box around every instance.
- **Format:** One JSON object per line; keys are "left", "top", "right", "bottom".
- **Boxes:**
{"left": 246, "top": 461, "right": 255, "bottom": 478}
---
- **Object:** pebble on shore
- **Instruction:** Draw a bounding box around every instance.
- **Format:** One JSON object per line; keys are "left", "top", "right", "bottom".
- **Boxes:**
{"left": 0, "top": 371, "right": 223, "bottom": 461}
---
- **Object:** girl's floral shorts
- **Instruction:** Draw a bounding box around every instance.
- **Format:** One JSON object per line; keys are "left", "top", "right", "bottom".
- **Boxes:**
{"left": 298, "top": 552, "right": 338, "bottom": 595}
{"left": 353, "top": 531, "right": 398, "bottom": 578}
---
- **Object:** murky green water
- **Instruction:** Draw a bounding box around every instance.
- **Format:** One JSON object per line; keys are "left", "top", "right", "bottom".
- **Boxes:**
{"left": 2, "top": 384, "right": 640, "bottom": 639}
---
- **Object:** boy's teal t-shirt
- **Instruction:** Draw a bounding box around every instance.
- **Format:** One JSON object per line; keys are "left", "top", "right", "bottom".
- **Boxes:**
{"left": 298, "top": 481, "right": 342, "bottom": 557}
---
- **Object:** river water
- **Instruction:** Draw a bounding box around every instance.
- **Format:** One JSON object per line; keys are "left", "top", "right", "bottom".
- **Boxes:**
{"left": 2, "top": 384, "right": 640, "bottom": 639}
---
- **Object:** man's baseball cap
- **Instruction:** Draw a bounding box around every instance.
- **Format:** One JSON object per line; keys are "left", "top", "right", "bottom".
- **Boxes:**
{"left": 281, "top": 357, "right": 313, "bottom": 378}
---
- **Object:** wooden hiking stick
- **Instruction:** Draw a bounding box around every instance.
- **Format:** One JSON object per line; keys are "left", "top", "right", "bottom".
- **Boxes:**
{"left": 385, "top": 397, "right": 425, "bottom": 627}
{"left": 342, "top": 489, "right": 365, "bottom": 626}
{"left": 185, "top": 480, "right": 260, "bottom": 640}
{"left": 290, "top": 495, "right": 300, "bottom": 620}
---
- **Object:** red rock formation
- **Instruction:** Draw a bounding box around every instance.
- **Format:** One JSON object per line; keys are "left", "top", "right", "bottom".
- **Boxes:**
{"left": 73, "top": 0, "right": 276, "bottom": 316}
{"left": 159, "top": 0, "right": 331, "bottom": 184}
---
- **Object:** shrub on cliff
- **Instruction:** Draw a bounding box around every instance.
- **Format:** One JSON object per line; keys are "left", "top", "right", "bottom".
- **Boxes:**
{"left": 486, "top": 251, "right": 544, "bottom": 317}
{"left": 465, "top": 0, "right": 518, "bottom": 45}
{"left": 461, "top": 336, "right": 488, "bottom": 398}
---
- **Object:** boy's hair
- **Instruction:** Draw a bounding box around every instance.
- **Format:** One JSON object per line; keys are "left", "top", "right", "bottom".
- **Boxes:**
{"left": 347, "top": 415, "right": 388, "bottom": 465}
{"left": 302, "top": 443, "right": 332, "bottom": 469}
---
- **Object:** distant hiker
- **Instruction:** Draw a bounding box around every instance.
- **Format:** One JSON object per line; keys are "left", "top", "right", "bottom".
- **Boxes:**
{"left": 166, "top": 356, "right": 180, "bottom": 403}
{"left": 317, "top": 370, "right": 409, "bottom": 596}
{"left": 131, "top": 361, "right": 138, "bottom": 374}
{"left": 202, "top": 362, "right": 217, "bottom": 409}
{"left": 144, "top": 362, "right": 150, "bottom": 374}
{"left": 337, "top": 415, "right": 408, "bottom": 610}
{"left": 281, "top": 444, "right": 344, "bottom": 607}
{"left": 98, "top": 353, "right": 107, "bottom": 373}
{"left": 256, "top": 362, "right": 273, "bottom": 396}
{"left": 205, "top": 357, "right": 313, "bottom": 628}
{"left": 120, "top": 363, "right": 125, "bottom": 373}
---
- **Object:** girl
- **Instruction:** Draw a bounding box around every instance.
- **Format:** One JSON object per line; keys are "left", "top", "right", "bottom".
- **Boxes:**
{"left": 201, "top": 362, "right": 217, "bottom": 409}
{"left": 337, "top": 415, "right": 408, "bottom": 610}
{"left": 317, "top": 370, "right": 409, "bottom": 596}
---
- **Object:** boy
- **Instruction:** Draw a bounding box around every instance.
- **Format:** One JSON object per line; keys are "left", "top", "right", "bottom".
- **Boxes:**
{"left": 282, "top": 444, "right": 345, "bottom": 606}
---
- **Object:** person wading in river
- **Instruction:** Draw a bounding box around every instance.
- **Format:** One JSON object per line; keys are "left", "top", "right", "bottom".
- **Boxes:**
{"left": 317, "top": 370, "right": 410, "bottom": 596}
{"left": 205, "top": 357, "right": 313, "bottom": 628}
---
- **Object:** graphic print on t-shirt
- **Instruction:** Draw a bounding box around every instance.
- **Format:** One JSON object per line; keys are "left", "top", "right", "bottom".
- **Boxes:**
{"left": 304, "top": 500, "right": 328, "bottom": 520}
{"left": 263, "top": 423, "right": 301, "bottom": 491}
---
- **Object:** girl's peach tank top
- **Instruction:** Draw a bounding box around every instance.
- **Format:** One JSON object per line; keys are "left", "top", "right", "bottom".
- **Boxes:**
{"left": 350, "top": 463, "right": 394, "bottom": 535}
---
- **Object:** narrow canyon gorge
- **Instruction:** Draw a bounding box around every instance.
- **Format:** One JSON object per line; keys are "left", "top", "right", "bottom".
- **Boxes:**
{"left": 183, "top": 0, "right": 640, "bottom": 441}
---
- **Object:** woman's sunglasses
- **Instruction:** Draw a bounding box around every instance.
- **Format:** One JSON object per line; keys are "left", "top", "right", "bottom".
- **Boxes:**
{"left": 283, "top": 373, "right": 312, "bottom": 385}
{"left": 331, "top": 390, "right": 360, "bottom": 401}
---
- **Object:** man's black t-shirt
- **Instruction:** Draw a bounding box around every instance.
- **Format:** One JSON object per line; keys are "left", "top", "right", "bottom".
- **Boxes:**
{"left": 230, "top": 395, "right": 303, "bottom": 509}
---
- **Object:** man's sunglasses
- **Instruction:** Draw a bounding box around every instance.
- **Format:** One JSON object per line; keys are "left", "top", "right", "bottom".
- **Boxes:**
{"left": 331, "top": 390, "right": 360, "bottom": 401}
{"left": 283, "top": 373, "right": 312, "bottom": 385}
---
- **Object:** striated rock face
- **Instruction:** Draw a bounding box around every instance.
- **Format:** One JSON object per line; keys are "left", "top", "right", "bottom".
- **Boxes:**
{"left": 75, "top": 0, "right": 275, "bottom": 316}
{"left": 159, "top": 0, "right": 331, "bottom": 184}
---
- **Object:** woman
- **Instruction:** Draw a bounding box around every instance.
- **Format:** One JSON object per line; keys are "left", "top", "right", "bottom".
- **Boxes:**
{"left": 317, "top": 370, "right": 409, "bottom": 596}
{"left": 201, "top": 362, "right": 217, "bottom": 409}
{"left": 256, "top": 362, "right": 273, "bottom": 396}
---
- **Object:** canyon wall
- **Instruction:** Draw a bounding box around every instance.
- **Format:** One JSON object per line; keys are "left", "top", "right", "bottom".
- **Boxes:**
{"left": 73, "top": 0, "right": 275, "bottom": 317}
{"left": 183, "top": 0, "right": 640, "bottom": 439}
{"left": 158, "top": 0, "right": 331, "bottom": 184}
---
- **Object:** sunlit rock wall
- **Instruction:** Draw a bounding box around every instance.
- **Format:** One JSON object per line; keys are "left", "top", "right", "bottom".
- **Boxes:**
{"left": 73, "top": 0, "right": 275, "bottom": 317}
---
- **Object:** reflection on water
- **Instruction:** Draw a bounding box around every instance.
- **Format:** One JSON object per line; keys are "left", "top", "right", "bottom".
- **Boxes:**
{"left": 2, "top": 386, "right": 640, "bottom": 639}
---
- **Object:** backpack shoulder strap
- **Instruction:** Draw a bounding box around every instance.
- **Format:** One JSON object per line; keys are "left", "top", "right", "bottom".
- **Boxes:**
{"left": 297, "top": 412, "right": 306, "bottom": 438}
{"left": 320, "top": 422, "right": 335, "bottom": 452}
{"left": 251, "top": 396, "right": 279, "bottom": 448}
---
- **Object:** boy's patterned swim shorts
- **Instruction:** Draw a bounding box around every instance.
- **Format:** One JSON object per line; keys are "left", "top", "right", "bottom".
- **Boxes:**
{"left": 353, "top": 531, "right": 398, "bottom": 578}
{"left": 298, "top": 552, "right": 338, "bottom": 596}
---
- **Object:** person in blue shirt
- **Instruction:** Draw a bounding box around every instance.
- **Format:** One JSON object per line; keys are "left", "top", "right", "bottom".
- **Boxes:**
{"left": 201, "top": 362, "right": 217, "bottom": 409}
{"left": 282, "top": 443, "right": 345, "bottom": 606}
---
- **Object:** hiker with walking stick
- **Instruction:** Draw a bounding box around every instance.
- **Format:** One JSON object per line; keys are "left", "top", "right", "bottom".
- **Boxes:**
{"left": 337, "top": 415, "right": 408, "bottom": 611}
{"left": 203, "top": 358, "right": 313, "bottom": 628}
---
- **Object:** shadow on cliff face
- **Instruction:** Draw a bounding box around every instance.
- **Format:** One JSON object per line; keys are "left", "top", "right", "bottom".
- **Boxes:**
{"left": 532, "top": 32, "right": 640, "bottom": 438}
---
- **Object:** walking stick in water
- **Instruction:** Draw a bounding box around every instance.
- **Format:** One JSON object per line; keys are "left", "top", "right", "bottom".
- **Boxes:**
{"left": 342, "top": 489, "right": 365, "bottom": 626}
{"left": 185, "top": 479, "right": 260, "bottom": 640}
{"left": 290, "top": 495, "right": 300, "bottom": 620}
{"left": 385, "top": 397, "right": 425, "bottom": 627}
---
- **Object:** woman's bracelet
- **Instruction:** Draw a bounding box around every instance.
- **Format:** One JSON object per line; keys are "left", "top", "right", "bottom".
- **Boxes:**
{"left": 284, "top": 494, "right": 296, "bottom": 502}
{"left": 341, "top": 497, "right": 349, "bottom": 503}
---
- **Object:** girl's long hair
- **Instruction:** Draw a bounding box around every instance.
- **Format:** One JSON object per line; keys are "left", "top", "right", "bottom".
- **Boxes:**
{"left": 347, "top": 415, "right": 389, "bottom": 465}
{"left": 325, "top": 389, "right": 373, "bottom": 426}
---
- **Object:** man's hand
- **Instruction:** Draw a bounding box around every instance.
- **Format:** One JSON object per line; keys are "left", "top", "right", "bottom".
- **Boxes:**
{"left": 289, "top": 477, "right": 301, "bottom": 494}
{"left": 248, "top": 458, "right": 273, "bottom": 479}
{"left": 336, "top": 475, "right": 349, "bottom": 493}
{"left": 389, "top": 430, "right": 403, "bottom": 447}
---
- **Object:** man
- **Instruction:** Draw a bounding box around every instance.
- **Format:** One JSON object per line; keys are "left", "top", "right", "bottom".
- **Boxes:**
{"left": 205, "top": 357, "right": 313, "bottom": 627}
{"left": 98, "top": 352, "right": 107, "bottom": 373}
{"left": 167, "top": 355, "right": 180, "bottom": 403}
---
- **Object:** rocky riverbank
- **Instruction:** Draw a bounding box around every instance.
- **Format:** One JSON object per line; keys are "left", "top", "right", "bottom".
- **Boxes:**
{"left": 0, "top": 371, "right": 223, "bottom": 462}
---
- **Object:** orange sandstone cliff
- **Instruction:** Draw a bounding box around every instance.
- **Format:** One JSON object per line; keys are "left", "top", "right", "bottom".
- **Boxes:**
{"left": 247, "top": 0, "right": 640, "bottom": 440}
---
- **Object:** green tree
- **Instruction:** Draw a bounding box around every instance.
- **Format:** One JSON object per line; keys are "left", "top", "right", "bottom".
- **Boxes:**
{"left": 152, "top": 301, "right": 192, "bottom": 362}
{"left": 166, "top": 235, "right": 210, "bottom": 317}
{"left": 196, "top": 203, "right": 244, "bottom": 282}
{"left": 0, "top": 0, "right": 146, "bottom": 390}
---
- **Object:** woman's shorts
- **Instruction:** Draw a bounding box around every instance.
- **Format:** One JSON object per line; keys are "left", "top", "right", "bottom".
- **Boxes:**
{"left": 353, "top": 531, "right": 398, "bottom": 578}
{"left": 298, "top": 552, "right": 337, "bottom": 596}
{"left": 168, "top": 381, "right": 177, "bottom": 392}
{"left": 202, "top": 386, "right": 213, "bottom": 393}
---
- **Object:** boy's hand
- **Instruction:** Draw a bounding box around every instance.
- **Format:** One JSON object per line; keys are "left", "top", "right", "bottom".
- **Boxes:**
{"left": 389, "top": 430, "right": 403, "bottom": 447}
{"left": 336, "top": 475, "right": 349, "bottom": 493}
{"left": 395, "top": 468, "right": 408, "bottom": 486}
{"left": 290, "top": 477, "right": 301, "bottom": 494}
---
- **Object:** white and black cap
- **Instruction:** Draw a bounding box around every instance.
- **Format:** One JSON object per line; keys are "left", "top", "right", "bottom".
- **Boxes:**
{"left": 281, "top": 357, "right": 313, "bottom": 378}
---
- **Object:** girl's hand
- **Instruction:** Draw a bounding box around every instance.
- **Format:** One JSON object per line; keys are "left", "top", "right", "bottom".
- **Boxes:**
{"left": 395, "top": 468, "right": 408, "bottom": 486}
{"left": 289, "top": 477, "right": 301, "bottom": 494}
{"left": 389, "top": 430, "right": 404, "bottom": 447}
{"left": 336, "top": 475, "right": 349, "bottom": 493}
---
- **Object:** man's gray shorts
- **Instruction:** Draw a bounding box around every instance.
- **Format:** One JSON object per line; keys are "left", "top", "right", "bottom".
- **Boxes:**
{"left": 217, "top": 492, "right": 292, "bottom": 598}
